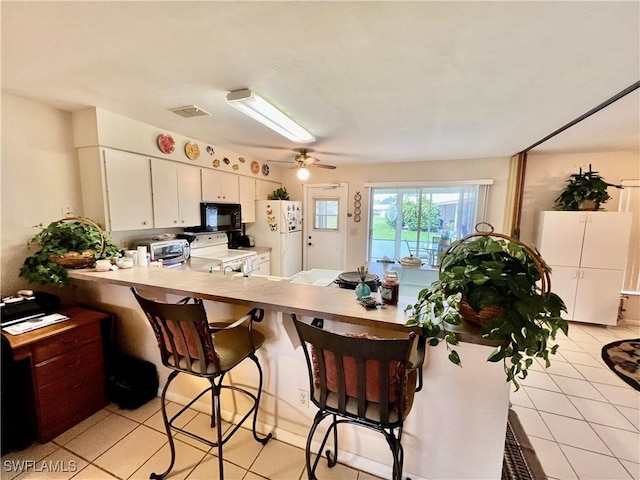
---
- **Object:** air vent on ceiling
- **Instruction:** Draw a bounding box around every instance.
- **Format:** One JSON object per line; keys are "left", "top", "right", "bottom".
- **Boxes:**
{"left": 168, "top": 105, "right": 211, "bottom": 118}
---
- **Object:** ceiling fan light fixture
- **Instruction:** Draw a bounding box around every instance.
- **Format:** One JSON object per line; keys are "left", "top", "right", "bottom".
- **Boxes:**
{"left": 226, "top": 89, "right": 315, "bottom": 144}
{"left": 297, "top": 166, "right": 310, "bottom": 180}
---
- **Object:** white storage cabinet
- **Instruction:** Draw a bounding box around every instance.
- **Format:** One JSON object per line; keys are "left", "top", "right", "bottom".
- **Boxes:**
{"left": 254, "top": 252, "right": 271, "bottom": 275}
{"left": 239, "top": 176, "right": 256, "bottom": 224}
{"left": 536, "top": 211, "right": 632, "bottom": 325}
{"left": 201, "top": 169, "right": 239, "bottom": 203}
{"left": 102, "top": 149, "right": 154, "bottom": 231}
{"left": 151, "top": 159, "right": 201, "bottom": 228}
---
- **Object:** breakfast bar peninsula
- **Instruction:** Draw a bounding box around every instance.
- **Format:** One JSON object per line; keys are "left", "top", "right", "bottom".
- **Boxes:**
{"left": 69, "top": 264, "right": 510, "bottom": 480}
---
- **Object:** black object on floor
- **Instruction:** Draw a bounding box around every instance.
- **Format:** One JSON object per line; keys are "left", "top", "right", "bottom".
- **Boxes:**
{"left": 601, "top": 338, "right": 640, "bottom": 391}
{"left": 502, "top": 409, "right": 547, "bottom": 480}
{"left": 108, "top": 355, "right": 159, "bottom": 409}
{"left": 1, "top": 336, "right": 36, "bottom": 453}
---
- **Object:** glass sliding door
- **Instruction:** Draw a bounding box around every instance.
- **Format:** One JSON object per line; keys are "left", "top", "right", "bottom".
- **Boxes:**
{"left": 369, "top": 185, "right": 483, "bottom": 267}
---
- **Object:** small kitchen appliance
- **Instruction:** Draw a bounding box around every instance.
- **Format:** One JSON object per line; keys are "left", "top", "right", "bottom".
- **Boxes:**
{"left": 190, "top": 202, "right": 242, "bottom": 233}
{"left": 135, "top": 239, "right": 190, "bottom": 267}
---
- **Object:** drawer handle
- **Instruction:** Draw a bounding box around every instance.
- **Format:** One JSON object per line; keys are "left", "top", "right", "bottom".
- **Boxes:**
{"left": 63, "top": 356, "right": 81, "bottom": 368}
{"left": 61, "top": 336, "right": 80, "bottom": 345}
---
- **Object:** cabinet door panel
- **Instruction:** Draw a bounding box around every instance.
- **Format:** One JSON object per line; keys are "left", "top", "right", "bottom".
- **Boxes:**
{"left": 537, "top": 212, "right": 585, "bottom": 267}
{"left": 548, "top": 265, "right": 579, "bottom": 320}
{"left": 151, "top": 159, "right": 180, "bottom": 228}
{"left": 581, "top": 213, "right": 632, "bottom": 270}
{"left": 573, "top": 268, "right": 624, "bottom": 325}
{"left": 104, "top": 150, "right": 153, "bottom": 231}
{"left": 177, "top": 164, "right": 202, "bottom": 227}
{"left": 220, "top": 172, "right": 239, "bottom": 203}
{"left": 239, "top": 176, "right": 256, "bottom": 223}
{"left": 202, "top": 169, "right": 239, "bottom": 203}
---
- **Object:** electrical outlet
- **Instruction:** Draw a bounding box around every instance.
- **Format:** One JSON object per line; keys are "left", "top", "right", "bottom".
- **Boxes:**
{"left": 298, "top": 388, "right": 309, "bottom": 408}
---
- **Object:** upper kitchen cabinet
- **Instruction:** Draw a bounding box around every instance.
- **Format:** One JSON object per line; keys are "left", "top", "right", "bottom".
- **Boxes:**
{"left": 238, "top": 176, "right": 256, "bottom": 223}
{"left": 78, "top": 148, "right": 154, "bottom": 231}
{"left": 151, "top": 159, "right": 201, "bottom": 228}
{"left": 201, "top": 169, "right": 239, "bottom": 203}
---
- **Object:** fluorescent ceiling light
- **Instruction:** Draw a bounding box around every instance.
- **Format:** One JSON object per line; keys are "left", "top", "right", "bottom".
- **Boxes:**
{"left": 226, "top": 89, "right": 315, "bottom": 144}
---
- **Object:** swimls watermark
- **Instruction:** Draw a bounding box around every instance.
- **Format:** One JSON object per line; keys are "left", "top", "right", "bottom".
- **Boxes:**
{"left": 3, "top": 459, "right": 78, "bottom": 474}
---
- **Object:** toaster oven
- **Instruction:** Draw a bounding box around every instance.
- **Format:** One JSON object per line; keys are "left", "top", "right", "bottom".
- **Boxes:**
{"left": 137, "top": 239, "right": 190, "bottom": 266}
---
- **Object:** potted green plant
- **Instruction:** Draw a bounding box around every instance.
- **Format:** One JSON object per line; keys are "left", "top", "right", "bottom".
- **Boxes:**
{"left": 20, "top": 216, "right": 120, "bottom": 287}
{"left": 269, "top": 187, "right": 290, "bottom": 200}
{"left": 405, "top": 225, "right": 568, "bottom": 390}
{"left": 554, "top": 164, "right": 622, "bottom": 211}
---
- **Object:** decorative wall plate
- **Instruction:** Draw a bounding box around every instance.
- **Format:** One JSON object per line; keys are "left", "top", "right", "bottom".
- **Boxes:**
{"left": 238, "top": 157, "right": 246, "bottom": 163}
{"left": 206, "top": 146, "right": 215, "bottom": 155}
{"left": 251, "top": 161, "right": 260, "bottom": 175}
{"left": 223, "top": 157, "right": 230, "bottom": 165}
{"left": 185, "top": 142, "right": 200, "bottom": 160}
{"left": 262, "top": 164, "right": 270, "bottom": 176}
{"left": 232, "top": 164, "right": 239, "bottom": 171}
{"left": 212, "top": 159, "right": 220, "bottom": 168}
{"left": 157, "top": 134, "right": 175, "bottom": 154}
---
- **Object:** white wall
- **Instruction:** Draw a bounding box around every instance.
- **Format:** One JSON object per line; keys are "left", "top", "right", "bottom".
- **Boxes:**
{"left": 1, "top": 93, "right": 82, "bottom": 298}
{"left": 277, "top": 157, "right": 511, "bottom": 271}
{"left": 520, "top": 150, "right": 639, "bottom": 244}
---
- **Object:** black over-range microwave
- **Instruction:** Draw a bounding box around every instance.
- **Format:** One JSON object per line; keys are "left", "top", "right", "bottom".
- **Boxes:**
{"left": 199, "top": 202, "right": 242, "bottom": 232}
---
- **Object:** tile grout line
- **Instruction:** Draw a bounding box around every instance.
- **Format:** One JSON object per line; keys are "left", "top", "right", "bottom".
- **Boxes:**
{"left": 526, "top": 323, "right": 640, "bottom": 480}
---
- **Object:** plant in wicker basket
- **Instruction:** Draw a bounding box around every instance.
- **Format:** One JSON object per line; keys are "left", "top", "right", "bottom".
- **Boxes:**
{"left": 19, "top": 217, "right": 120, "bottom": 287}
{"left": 406, "top": 224, "right": 568, "bottom": 390}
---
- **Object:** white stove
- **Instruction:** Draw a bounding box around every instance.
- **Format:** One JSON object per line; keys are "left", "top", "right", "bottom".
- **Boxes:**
{"left": 189, "top": 232, "right": 257, "bottom": 272}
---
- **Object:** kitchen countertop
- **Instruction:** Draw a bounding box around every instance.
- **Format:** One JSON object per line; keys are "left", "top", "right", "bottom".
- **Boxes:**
{"left": 68, "top": 262, "right": 491, "bottom": 345}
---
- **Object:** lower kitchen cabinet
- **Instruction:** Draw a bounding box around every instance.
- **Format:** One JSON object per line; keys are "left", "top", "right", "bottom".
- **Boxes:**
{"left": 255, "top": 251, "right": 271, "bottom": 275}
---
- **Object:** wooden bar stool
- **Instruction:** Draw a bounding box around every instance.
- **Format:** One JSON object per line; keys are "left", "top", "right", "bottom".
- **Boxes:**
{"left": 291, "top": 314, "right": 425, "bottom": 480}
{"left": 131, "top": 288, "right": 272, "bottom": 479}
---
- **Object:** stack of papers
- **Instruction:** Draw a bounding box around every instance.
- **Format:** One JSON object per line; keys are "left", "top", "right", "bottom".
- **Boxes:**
{"left": 2, "top": 313, "right": 69, "bottom": 335}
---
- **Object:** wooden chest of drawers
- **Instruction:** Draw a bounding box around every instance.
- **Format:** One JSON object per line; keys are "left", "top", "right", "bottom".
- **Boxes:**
{"left": 3, "top": 306, "right": 109, "bottom": 442}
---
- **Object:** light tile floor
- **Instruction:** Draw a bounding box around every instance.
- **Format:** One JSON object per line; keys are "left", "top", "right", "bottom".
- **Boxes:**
{"left": 1, "top": 397, "right": 382, "bottom": 480}
{"left": 2, "top": 320, "right": 638, "bottom": 480}
{"left": 511, "top": 320, "right": 640, "bottom": 480}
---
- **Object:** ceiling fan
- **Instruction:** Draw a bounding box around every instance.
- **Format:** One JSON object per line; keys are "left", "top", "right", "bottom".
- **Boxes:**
{"left": 272, "top": 148, "right": 336, "bottom": 179}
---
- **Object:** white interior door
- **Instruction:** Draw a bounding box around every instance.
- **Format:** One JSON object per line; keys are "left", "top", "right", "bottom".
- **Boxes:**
{"left": 304, "top": 184, "right": 348, "bottom": 271}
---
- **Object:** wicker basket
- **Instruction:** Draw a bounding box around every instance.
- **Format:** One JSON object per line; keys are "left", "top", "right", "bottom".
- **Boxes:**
{"left": 48, "top": 216, "right": 106, "bottom": 269}
{"left": 440, "top": 222, "right": 551, "bottom": 327}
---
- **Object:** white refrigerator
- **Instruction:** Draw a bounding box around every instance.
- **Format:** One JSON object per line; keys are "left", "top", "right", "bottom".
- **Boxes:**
{"left": 248, "top": 200, "right": 302, "bottom": 277}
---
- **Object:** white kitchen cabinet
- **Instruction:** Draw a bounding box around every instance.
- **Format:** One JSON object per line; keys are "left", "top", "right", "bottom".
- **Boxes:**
{"left": 103, "top": 149, "right": 154, "bottom": 231}
{"left": 254, "top": 251, "right": 271, "bottom": 275}
{"left": 151, "top": 160, "right": 201, "bottom": 228}
{"left": 201, "top": 169, "right": 239, "bottom": 203}
{"left": 536, "top": 211, "right": 632, "bottom": 325}
{"left": 239, "top": 176, "right": 256, "bottom": 223}
{"left": 177, "top": 164, "right": 202, "bottom": 227}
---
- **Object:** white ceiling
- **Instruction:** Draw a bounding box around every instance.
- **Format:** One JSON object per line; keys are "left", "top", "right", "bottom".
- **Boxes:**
{"left": 2, "top": 1, "right": 639, "bottom": 167}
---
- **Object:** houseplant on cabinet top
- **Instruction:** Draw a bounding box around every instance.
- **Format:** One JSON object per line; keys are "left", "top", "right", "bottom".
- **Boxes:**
{"left": 554, "top": 164, "right": 622, "bottom": 211}
{"left": 269, "top": 187, "right": 290, "bottom": 200}
{"left": 405, "top": 224, "right": 568, "bottom": 390}
{"left": 19, "top": 216, "right": 120, "bottom": 287}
